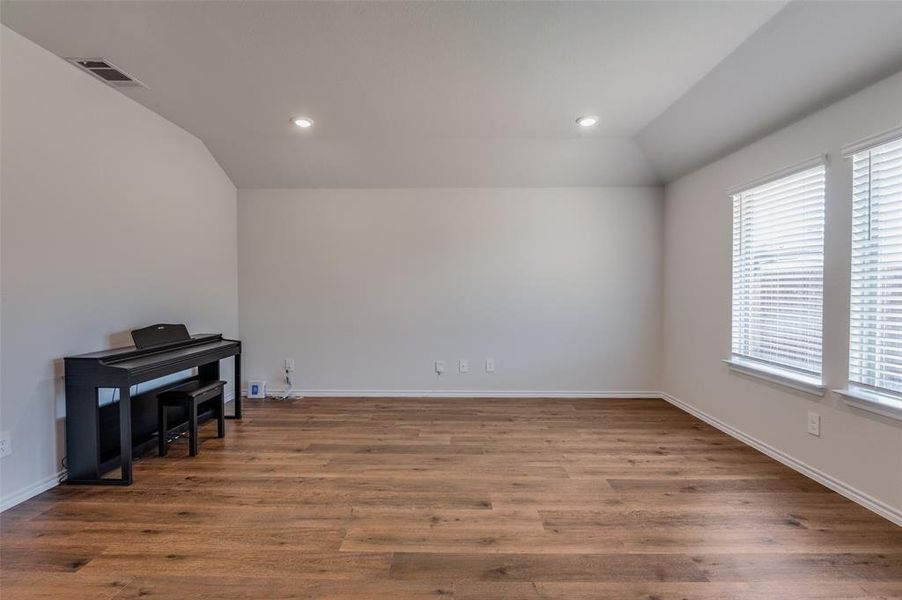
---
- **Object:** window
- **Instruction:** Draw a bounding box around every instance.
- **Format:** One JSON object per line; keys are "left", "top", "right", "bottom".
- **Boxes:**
{"left": 730, "top": 160, "right": 826, "bottom": 388}
{"left": 848, "top": 135, "right": 902, "bottom": 403}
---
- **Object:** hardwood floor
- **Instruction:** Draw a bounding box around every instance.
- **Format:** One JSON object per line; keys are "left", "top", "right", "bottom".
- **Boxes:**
{"left": 1, "top": 397, "right": 900, "bottom": 599}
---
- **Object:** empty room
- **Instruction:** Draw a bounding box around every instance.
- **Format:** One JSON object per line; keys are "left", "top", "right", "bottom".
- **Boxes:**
{"left": 1, "top": 0, "right": 901, "bottom": 598}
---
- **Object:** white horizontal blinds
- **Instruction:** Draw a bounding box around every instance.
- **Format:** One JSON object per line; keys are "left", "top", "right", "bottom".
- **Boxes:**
{"left": 849, "top": 136, "right": 902, "bottom": 394}
{"left": 731, "top": 164, "right": 826, "bottom": 375}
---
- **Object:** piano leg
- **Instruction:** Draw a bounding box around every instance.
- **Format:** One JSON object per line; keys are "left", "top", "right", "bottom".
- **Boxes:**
{"left": 227, "top": 353, "right": 242, "bottom": 420}
{"left": 118, "top": 386, "right": 133, "bottom": 484}
{"left": 64, "top": 383, "right": 101, "bottom": 482}
{"left": 66, "top": 384, "right": 134, "bottom": 485}
{"left": 200, "top": 357, "right": 241, "bottom": 419}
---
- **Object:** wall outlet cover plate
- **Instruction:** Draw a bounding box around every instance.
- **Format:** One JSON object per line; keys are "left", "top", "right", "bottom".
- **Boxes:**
{"left": 248, "top": 381, "right": 267, "bottom": 399}
{"left": 807, "top": 411, "right": 820, "bottom": 436}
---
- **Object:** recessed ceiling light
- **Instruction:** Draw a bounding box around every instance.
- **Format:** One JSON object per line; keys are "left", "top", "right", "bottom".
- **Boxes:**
{"left": 576, "top": 115, "right": 599, "bottom": 128}
{"left": 293, "top": 117, "right": 314, "bottom": 129}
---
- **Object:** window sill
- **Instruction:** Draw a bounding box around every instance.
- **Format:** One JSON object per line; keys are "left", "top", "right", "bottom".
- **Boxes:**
{"left": 723, "top": 358, "right": 826, "bottom": 397}
{"left": 834, "top": 388, "right": 902, "bottom": 422}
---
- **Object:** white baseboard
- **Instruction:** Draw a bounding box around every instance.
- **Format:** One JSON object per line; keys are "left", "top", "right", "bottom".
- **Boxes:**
{"left": 244, "top": 388, "right": 662, "bottom": 399}
{"left": 0, "top": 470, "right": 65, "bottom": 513}
{"left": 658, "top": 391, "right": 902, "bottom": 527}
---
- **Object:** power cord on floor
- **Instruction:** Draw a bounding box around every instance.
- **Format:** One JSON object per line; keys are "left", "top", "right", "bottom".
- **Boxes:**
{"left": 283, "top": 367, "right": 292, "bottom": 400}
{"left": 58, "top": 456, "right": 68, "bottom": 484}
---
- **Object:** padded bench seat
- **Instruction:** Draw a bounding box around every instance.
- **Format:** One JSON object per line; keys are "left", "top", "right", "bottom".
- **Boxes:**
{"left": 158, "top": 380, "right": 226, "bottom": 457}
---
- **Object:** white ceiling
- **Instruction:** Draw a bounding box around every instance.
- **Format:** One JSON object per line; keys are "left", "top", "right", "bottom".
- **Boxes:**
{"left": 637, "top": 0, "right": 902, "bottom": 181}
{"left": 2, "top": 1, "right": 900, "bottom": 188}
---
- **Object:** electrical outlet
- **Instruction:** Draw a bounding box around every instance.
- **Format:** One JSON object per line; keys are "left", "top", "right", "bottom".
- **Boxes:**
{"left": 459, "top": 359, "right": 469, "bottom": 373}
{"left": 807, "top": 411, "right": 820, "bottom": 437}
{"left": 284, "top": 358, "right": 296, "bottom": 372}
{"left": 434, "top": 360, "right": 446, "bottom": 374}
{"left": 485, "top": 358, "right": 495, "bottom": 373}
{"left": 0, "top": 431, "right": 11, "bottom": 459}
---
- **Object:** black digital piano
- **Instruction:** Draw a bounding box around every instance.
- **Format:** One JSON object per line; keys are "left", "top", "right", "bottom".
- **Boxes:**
{"left": 64, "top": 324, "right": 241, "bottom": 485}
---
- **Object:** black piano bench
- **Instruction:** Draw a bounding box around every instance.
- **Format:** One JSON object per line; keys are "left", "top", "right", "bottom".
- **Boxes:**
{"left": 157, "top": 380, "right": 226, "bottom": 457}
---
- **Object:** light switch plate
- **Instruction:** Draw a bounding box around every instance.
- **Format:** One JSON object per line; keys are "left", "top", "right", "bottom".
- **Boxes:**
{"left": 459, "top": 359, "right": 469, "bottom": 373}
{"left": 485, "top": 358, "right": 495, "bottom": 373}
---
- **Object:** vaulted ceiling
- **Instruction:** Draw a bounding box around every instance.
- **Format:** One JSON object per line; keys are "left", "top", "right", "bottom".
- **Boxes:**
{"left": 3, "top": 1, "right": 901, "bottom": 188}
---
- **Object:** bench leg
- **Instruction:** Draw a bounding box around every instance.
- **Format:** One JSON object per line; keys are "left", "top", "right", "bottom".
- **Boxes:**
{"left": 158, "top": 404, "right": 168, "bottom": 457}
{"left": 217, "top": 394, "right": 226, "bottom": 438}
{"left": 189, "top": 402, "right": 199, "bottom": 456}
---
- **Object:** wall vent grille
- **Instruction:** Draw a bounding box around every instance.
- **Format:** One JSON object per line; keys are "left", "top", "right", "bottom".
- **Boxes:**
{"left": 66, "top": 58, "right": 147, "bottom": 89}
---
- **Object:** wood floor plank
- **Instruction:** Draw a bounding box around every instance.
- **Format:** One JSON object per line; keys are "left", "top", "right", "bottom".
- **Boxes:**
{"left": 0, "top": 543, "right": 106, "bottom": 573}
{"left": 1, "top": 396, "right": 900, "bottom": 600}
{"left": 452, "top": 581, "right": 902, "bottom": 600}
{"left": 388, "top": 552, "right": 709, "bottom": 582}
{"left": 114, "top": 576, "right": 455, "bottom": 599}
{"left": 0, "top": 572, "right": 133, "bottom": 600}
{"left": 693, "top": 553, "right": 902, "bottom": 582}
{"left": 76, "top": 549, "right": 393, "bottom": 579}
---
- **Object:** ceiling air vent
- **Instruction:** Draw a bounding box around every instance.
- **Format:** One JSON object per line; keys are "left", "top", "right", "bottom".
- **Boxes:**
{"left": 66, "top": 58, "right": 147, "bottom": 89}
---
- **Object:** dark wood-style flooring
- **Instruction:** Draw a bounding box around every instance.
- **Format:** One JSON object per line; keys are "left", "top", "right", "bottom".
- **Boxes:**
{"left": 1, "top": 397, "right": 901, "bottom": 599}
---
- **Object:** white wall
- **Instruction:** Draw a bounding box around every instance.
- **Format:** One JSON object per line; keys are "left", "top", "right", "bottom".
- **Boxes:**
{"left": 238, "top": 187, "right": 663, "bottom": 395}
{"left": 662, "top": 71, "right": 902, "bottom": 516}
{"left": 0, "top": 27, "right": 238, "bottom": 508}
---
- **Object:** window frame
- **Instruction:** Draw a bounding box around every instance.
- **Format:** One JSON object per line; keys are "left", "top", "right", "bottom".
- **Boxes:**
{"left": 838, "top": 127, "right": 902, "bottom": 420}
{"left": 726, "top": 155, "right": 828, "bottom": 396}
